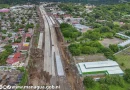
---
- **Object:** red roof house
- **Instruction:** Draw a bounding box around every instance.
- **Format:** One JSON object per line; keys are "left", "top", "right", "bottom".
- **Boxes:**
{"left": 6, "top": 52, "right": 21, "bottom": 64}
{"left": 6, "top": 58, "right": 19, "bottom": 64}
{"left": 14, "top": 52, "right": 21, "bottom": 58}
{"left": 0, "top": 9, "right": 10, "bottom": 13}
{"left": 26, "top": 33, "right": 32, "bottom": 38}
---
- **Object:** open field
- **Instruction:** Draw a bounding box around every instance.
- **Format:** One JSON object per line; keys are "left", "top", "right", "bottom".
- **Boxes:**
{"left": 100, "top": 37, "right": 124, "bottom": 47}
{"left": 74, "top": 54, "right": 106, "bottom": 64}
{"left": 115, "top": 47, "right": 130, "bottom": 70}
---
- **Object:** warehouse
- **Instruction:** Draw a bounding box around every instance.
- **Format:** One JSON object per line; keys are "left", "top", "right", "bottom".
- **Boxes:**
{"left": 116, "top": 33, "right": 130, "bottom": 39}
{"left": 118, "top": 39, "right": 130, "bottom": 47}
{"left": 73, "top": 24, "right": 90, "bottom": 33}
{"left": 76, "top": 60, "right": 124, "bottom": 78}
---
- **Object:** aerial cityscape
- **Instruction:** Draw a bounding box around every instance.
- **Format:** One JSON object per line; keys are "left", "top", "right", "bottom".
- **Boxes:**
{"left": 0, "top": 0, "right": 130, "bottom": 90}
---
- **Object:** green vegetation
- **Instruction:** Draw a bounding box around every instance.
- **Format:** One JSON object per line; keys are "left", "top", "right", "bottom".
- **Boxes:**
{"left": 124, "top": 69, "right": 130, "bottom": 83}
{"left": 60, "top": 23, "right": 81, "bottom": 42}
{"left": 82, "top": 71, "right": 108, "bottom": 75}
{"left": 59, "top": 3, "right": 130, "bottom": 61}
{"left": 84, "top": 74, "right": 130, "bottom": 90}
{"left": 14, "top": 36, "right": 22, "bottom": 43}
{"left": 87, "top": 81, "right": 130, "bottom": 90}
{"left": 125, "top": 31, "right": 130, "bottom": 36}
{"left": 0, "top": 4, "right": 10, "bottom": 8}
{"left": 25, "top": 23, "right": 34, "bottom": 29}
{"left": 83, "top": 76, "right": 95, "bottom": 88}
{"left": 68, "top": 41, "right": 103, "bottom": 55}
{"left": 68, "top": 40, "right": 116, "bottom": 60}
{"left": 0, "top": 44, "right": 13, "bottom": 65}
{"left": 115, "top": 34, "right": 128, "bottom": 40}
{"left": 17, "top": 67, "right": 28, "bottom": 90}
{"left": 59, "top": 3, "right": 85, "bottom": 16}
{"left": 85, "top": 3, "right": 130, "bottom": 23}
{"left": 26, "top": 37, "right": 31, "bottom": 42}
{"left": 8, "top": 33, "right": 12, "bottom": 38}
{"left": 115, "top": 47, "right": 130, "bottom": 70}
{"left": 1, "top": 30, "right": 7, "bottom": 34}
{"left": 60, "top": 23, "right": 117, "bottom": 60}
{"left": 109, "top": 44, "right": 119, "bottom": 53}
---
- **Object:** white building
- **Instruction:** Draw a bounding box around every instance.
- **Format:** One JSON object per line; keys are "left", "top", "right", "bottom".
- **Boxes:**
{"left": 116, "top": 33, "right": 130, "bottom": 39}
{"left": 76, "top": 60, "right": 124, "bottom": 78}
{"left": 73, "top": 24, "right": 90, "bottom": 33}
{"left": 118, "top": 39, "right": 130, "bottom": 47}
{"left": 56, "top": 18, "right": 63, "bottom": 24}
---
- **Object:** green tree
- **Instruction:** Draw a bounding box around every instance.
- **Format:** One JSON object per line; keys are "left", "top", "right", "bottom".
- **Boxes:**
{"left": 124, "top": 69, "right": 130, "bottom": 83}
{"left": 83, "top": 76, "right": 95, "bottom": 88}
{"left": 100, "top": 84, "right": 109, "bottom": 90}
{"left": 8, "top": 33, "right": 12, "bottom": 37}
{"left": 109, "top": 44, "right": 119, "bottom": 53}
{"left": 100, "top": 26, "right": 111, "bottom": 33}
{"left": 26, "top": 37, "right": 31, "bottom": 42}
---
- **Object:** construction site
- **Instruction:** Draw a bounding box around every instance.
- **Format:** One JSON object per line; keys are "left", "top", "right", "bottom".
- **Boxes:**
{"left": 27, "top": 4, "right": 84, "bottom": 90}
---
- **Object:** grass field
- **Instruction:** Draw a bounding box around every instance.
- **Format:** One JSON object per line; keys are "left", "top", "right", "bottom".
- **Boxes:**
{"left": 0, "top": 4, "right": 10, "bottom": 8}
{"left": 87, "top": 81, "right": 130, "bottom": 90}
{"left": 115, "top": 47, "right": 130, "bottom": 70}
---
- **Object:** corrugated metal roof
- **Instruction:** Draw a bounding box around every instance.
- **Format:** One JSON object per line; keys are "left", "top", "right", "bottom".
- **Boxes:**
{"left": 77, "top": 60, "right": 124, "bottom": 75}
{"left": 116, "top": 33, "right": 130, "bottom": 39}
{"left": 118, "top": 39, "right": 130, "bottom": 47}
{"left": 56, "top": 55, "right": 64, "bottom": 76}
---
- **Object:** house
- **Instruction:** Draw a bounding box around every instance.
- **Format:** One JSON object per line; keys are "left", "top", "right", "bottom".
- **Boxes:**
{"left": 76, "top": 60, "right": 124, "bottom": 80}
{"left": 20, "top": 46, "right": 29, "bottom": 52}
{"left": 25, "top": 33, "right": 32, "bottom": 38}
{"left": 65, "top": 18, "right": 83, "bottom": 24}
{"left": 0, "top": 9, "right": 10, "bottom": 13}
{"left": 73, "top": 24, "right": 90, "bottom": 33}
{"left": 23, "top": 5, "right": 34, "bottom": 9}
{"left": 56, "top": 18, "right": 63, "bottom": 24}
{"left": 6, "top": 52, "right": 21, "bottom": 64}
{"left": 57, "top": 11, "right": 65, "bottom": 15}
{"left": 20, "top": 42, "right": 29, "bottom": 52}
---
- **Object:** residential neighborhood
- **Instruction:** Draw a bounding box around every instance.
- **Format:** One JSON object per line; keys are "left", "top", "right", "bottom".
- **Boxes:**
{"left": 0, "top": 4, "right": 39, "bottom": 87}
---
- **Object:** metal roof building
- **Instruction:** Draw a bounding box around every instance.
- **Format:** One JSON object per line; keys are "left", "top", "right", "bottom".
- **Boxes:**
{"left": 76, "top": 60, "right": 124, "bottom": 77}
{"left": 116, "top": 33, "right": 130, "bottom": 39}
{"left": 118, "top": 39, "right": 130, "bottom": 47}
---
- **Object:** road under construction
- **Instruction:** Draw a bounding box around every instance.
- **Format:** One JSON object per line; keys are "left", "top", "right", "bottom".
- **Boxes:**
{"left": 28, "top": 4, "right": 84, "bottom": 90}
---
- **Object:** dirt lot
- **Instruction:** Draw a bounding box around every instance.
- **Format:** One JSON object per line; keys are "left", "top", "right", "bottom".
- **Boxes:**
{"left": 100, "top": 37, "right": 124, "bottom": 47}
{"left": 73, "top": 54, "right": 106, "bottom": 64}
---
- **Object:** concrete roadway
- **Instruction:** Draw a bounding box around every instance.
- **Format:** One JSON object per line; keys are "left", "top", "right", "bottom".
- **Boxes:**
{"left": 39, "top": 5, "right": 71, "bottom": 90}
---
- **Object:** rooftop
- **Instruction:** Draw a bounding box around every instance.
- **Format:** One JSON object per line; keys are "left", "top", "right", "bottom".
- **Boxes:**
{"left": 77, "top": 60, "right": 124, "bottom": 75}
{"left": 118, "top": 39, "right": 130, "bottom": 47}
{"left": 0, "top": 9, "right": 10, "bottom": 13}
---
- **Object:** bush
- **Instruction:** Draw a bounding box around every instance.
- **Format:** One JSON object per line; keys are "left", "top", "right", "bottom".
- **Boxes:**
{"left": 109, "top": 44, "right": 119, "bottom": 53}
{"left": 83, "top": 76, "right": 95, "bottom": 88}
{"left": 100, "top": 84, "right": 109, "bottom": 90}
{"left": 99, "top": 75, "right": 124, "bottom": 87}
{"left": 124, "top": 69, "right": 130, "bottom": 83}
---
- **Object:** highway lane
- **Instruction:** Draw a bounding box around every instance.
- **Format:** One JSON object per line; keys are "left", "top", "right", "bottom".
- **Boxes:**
{"left": 39, "top": 5, "right": 65, "bottom": 77}
{"left": 38, "top": 5, "right": 72, "bottom": 90}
